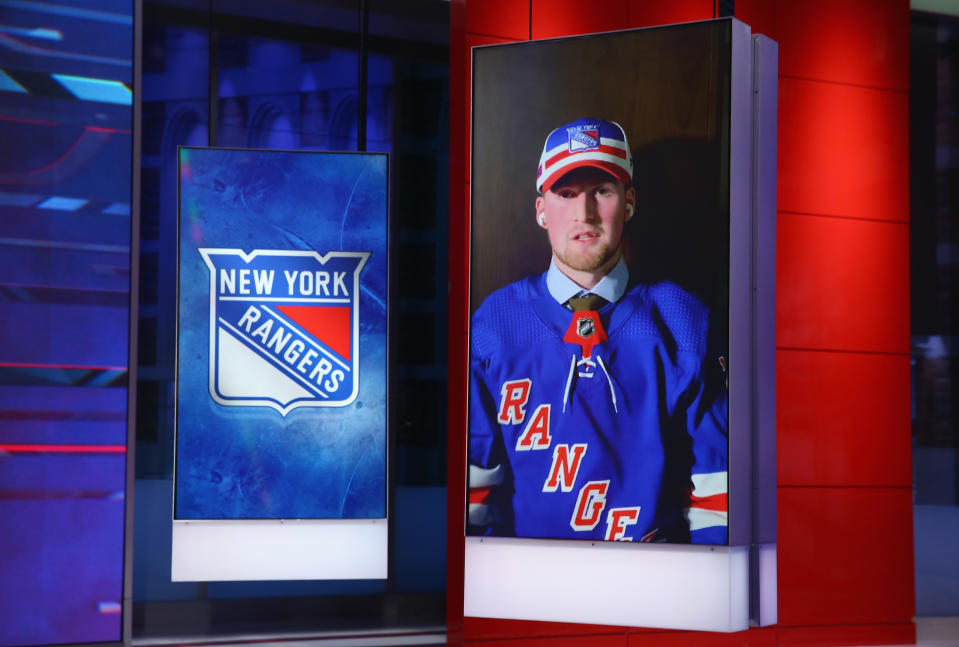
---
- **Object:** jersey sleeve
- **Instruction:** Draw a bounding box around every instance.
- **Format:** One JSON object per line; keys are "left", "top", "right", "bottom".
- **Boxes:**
{"left": 685, "top": 381, "right": 728, "bottom": 544}
{"left": 467, "top": 300, "right": 515, "bottom": 535}
{"left": 650, "top": 282, "right": 729, "bottom": 544}
{"left": 684, "top": 317, "right": 729, "bottom": 545}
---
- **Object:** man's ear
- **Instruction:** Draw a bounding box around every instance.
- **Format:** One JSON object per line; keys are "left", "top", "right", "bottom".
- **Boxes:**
{"left": 535, "top": 195, "right": 547, "bottom": 229}
{"left": 624, "top": 186, "right": 637, "bottom": 221}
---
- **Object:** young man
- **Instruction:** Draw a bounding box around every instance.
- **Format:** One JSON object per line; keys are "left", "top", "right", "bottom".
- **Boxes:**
{"left": 468, "top": 118, "right": 728, "bottom": 544}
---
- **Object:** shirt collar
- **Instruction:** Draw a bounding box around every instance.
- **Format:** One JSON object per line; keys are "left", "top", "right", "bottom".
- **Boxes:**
{"left": 545, "top": 256, "right": 629, "bottom": 305}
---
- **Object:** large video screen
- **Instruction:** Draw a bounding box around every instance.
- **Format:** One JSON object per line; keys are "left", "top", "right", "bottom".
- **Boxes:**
{"left": 175, "top": 147, "right": 387, "bottom": 522}
{"left": 467, "top": 21, "right": 732, "bottom": 547}
{"left": 0, "top": 1, "right": 132, "bottom": 644}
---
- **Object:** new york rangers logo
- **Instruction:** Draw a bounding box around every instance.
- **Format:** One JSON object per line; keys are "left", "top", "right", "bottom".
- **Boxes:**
{"left": 567, "top": 123, "right": 600, "bottom": 152}
{"left": 199, "top": 248, "right": 369, "bottom": 415}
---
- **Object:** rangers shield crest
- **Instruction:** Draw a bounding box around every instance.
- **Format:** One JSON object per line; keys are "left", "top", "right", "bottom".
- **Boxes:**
{"left": 199, "top": 248, "right": 369, "bottom": 415}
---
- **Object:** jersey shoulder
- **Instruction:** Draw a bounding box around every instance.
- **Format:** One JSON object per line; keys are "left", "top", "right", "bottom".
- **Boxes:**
{"left": 621, "top": 281, "right": 710, "bottom": 355}
{"left": 471, "top": 275, "right": 551, "bottom": 361}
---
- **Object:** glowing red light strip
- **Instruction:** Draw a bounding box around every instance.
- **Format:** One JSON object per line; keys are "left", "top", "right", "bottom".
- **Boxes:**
{"left": 0, "top": 444, "right": 126, "bottom": 454}
{"left": 86, "top": 125, "right": 132, "bottom": 135}
{"left": 0, "top": 114, "right": 58, "bottom": 126}
{"left": 0, "top": 115, "right": 130, "bottom": 134}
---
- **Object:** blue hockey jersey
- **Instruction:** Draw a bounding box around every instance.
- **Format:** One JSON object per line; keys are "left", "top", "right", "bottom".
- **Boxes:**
{"left": 468, "top": 271, "right": 728, "bottom": 544}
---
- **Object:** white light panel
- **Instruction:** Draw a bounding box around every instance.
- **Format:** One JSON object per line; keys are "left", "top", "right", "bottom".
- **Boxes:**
{"left": 171, "top": 518, "right": 387, "bottom": 581}
{"left": 465, "top": 537, "right": 749, "bottom": 632}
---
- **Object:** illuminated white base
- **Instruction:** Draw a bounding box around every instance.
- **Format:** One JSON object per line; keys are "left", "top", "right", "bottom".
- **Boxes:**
{"left": 757, "top": 543, "right": 777, "bottom": 626}
{"left": 465, "top": 537, "right": 749, "bottom": 632}
{"left": 171, "top": 518, "right": 387, "bottom": 581}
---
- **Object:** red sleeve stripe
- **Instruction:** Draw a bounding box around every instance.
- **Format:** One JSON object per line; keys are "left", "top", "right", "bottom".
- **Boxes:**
{"left": 690, "top": 492, "right": 728, "bottom": 512}
{"left": 469, "top": 487, "right": 492, "bottom": 504}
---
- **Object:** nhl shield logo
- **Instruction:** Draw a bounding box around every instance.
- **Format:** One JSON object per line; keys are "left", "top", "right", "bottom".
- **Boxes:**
{"left": 563, "top": 311, "right": 607, "bottom": 359}
{"left": 577, "top": 317, "right": 594, "bottom": 338}
{"left": 199, "top": 248, "right": 369, "bottom": 415}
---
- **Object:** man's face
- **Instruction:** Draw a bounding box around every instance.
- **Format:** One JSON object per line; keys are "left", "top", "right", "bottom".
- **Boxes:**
{"left": 535, "top": 167, "right": 636, "bottom": 286}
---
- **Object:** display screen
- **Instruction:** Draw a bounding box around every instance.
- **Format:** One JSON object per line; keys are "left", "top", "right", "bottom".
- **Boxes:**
{"left": 467, "top": 21, "right": 731, "bottom": 546}
{"left": 175, "top": 147, "right": 387, "bottom": 521}
{"left": 0, "top": 0, "right": 132, "bottom": 644}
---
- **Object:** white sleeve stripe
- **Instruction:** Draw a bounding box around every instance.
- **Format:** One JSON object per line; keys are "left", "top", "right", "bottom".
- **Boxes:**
{"left": 691, "top": 471, "right": 728, "bottom": 497}
{"left": 686, "top": 508, "right": 728, "bottom": 531}
{"left": 468, "top": 503, "right": 499, "bottom": 526}
{"left": 469, "top": 464, "right": 504, "bottom": 488}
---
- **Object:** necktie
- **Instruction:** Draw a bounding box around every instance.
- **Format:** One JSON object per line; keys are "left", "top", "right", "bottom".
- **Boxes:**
{"left": 566, "top": 293, "right": 608, "bottom": 311}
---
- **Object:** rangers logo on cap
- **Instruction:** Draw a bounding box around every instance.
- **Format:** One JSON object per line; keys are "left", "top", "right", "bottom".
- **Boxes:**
{"left": 199, "top": 247, "right": 368, "bottom": 415}
{"left": 567, "top": 124, "right": 600, "bottom": 152}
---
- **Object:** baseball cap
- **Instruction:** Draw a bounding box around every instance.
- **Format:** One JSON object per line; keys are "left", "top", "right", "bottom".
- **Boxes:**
{"left": 536, "top": 117, "right": 633, "bottom": 193}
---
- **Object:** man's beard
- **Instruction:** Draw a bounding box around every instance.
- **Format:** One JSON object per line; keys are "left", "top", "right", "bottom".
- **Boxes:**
{"left": 555, "top": 241, "right": 617, "bottom": 273}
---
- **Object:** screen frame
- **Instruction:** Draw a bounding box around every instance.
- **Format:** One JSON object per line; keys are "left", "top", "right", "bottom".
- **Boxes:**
{"left": 171, "top": 146, "right": 390, "bottom": 581}
{"left": 462, "top": 17, "right": 769, "bottom": 632}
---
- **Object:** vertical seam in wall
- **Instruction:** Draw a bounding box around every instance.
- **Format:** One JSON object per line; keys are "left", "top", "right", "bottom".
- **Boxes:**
{"left": 529, "top": 0, "right": 532, "bottom": 40}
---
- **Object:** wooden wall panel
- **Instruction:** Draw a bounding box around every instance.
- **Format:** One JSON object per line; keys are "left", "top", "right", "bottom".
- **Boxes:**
{"left": 464, "top": 33, "right": 519, "bottom": 180}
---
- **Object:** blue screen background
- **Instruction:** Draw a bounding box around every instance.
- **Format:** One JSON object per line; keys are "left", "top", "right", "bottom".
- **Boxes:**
{"left": 175, "top": 147, "right": 387, "bottom": 520}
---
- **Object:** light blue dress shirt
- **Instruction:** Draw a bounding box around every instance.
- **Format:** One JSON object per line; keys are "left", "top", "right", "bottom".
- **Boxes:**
{"left": 545, "top": 256, "right": 628, "bottom": 307}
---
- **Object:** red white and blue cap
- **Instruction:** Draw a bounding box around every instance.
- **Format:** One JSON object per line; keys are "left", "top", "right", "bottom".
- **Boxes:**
{"left": 536, "top": 117, "right": 633, "bottom": 192}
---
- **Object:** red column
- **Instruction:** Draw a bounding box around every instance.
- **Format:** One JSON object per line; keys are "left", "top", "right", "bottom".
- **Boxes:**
{"left": 748, "top": 1, "right": 914, "bottom": 644}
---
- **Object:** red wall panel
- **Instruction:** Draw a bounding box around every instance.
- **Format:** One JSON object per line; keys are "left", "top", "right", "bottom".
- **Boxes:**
{"left": 734, "top": 0, "right": 776, "bottom": 41}
{"left": 449, "top": 1, "right": 468, "bottom": 643}
{"left": 627, "top": 627, "right": 777, "bottom": 647}
{"left": 467, "top": 0, "right": 530, "bottom": 40}
{"left": 778, "top": 78, "right": 908, "bottom": 223}
{"left": 626, "top": 0, "right": 713, "bottom": 29}
{"left": 776, "top": 623, "right": 915, "bottom": 647}
{"left": 778, "top": 487, "right": 914, "bottom": 626}
{"left": 467, "top": 635, "right": 628, "bottom": 647}
{"left": 777, "top": 213, "right": 909, "bottom": 354}
{"left": 463, "top": 617, "right": 626, "bottom": 642}
{"left": 777, "top": 350, "right": 912, "bottom": 487}
{"left": 775, "top": 0, "right": 909, "bottom": 91}
{"left": 464, "top": 621, "right": 780, "bottom": 646}
{"left": 530, "top": 0, "right": 628, "bottom": 39}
